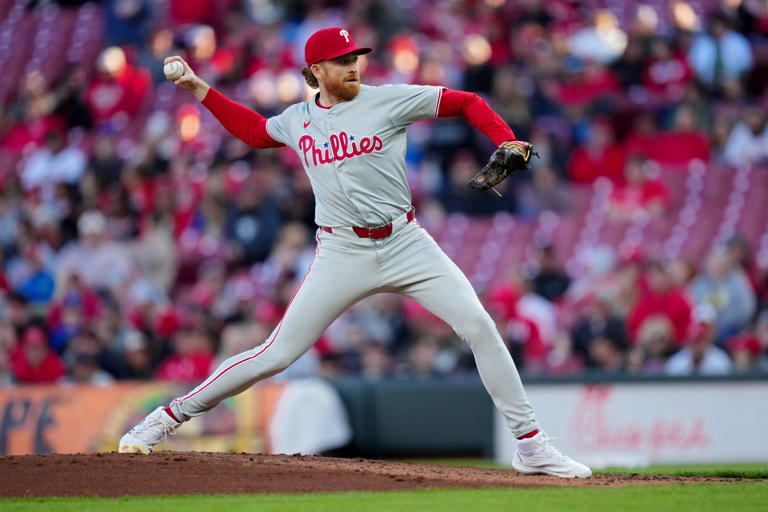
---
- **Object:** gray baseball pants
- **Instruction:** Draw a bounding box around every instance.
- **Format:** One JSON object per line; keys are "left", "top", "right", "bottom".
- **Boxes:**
{"left": 169, "top": 211, "right": 538, "bottom": 437}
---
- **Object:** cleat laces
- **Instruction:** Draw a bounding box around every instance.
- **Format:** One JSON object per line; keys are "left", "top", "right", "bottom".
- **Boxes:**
{"left": 532, "top": 434, "right": 570, "bottom": 462}
{"left": 130, "top": 415, "right": 178, "bottom": 445}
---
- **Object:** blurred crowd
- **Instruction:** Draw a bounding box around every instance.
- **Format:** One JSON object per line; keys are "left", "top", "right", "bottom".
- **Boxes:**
{"left": 1, "top": 0, "right": 768, "bottom": 387}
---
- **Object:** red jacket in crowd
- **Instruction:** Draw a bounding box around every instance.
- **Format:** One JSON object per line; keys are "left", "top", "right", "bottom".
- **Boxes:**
{"left": 10, "top": 327, "right": 66, "bottom": 383}
{"left": 627, "top": 288, "right": 693, "bottom": 345}
{"left": 154, "top": 351, "right": 214, "bottom": 382}
{"left": 567, "top": 144, "right": 627, "bottom": 184}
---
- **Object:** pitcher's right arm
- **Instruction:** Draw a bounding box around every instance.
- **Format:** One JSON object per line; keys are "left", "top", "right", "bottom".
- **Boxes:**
{"left": 164, "top": 56, "right": 285, "bottom": 149}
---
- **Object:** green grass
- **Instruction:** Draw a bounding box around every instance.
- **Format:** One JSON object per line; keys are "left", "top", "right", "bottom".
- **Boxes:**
{"left": 600, "top": 462, "right": 768, "bottom": 479}
{"left": 400, "top": 459, "right": 768, "bottom": 479}
{"left": 2, "top": 483, "right": 767, "bottom": 512}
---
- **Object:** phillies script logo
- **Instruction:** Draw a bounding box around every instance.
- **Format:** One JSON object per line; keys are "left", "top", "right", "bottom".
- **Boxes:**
{"left": 298, "top": 132, "right": 383, "bottom": 167}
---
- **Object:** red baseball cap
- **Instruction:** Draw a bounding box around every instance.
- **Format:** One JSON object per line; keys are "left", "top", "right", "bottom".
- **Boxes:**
{"left": 305, "top": 27, "right": 372, "bottom": 66}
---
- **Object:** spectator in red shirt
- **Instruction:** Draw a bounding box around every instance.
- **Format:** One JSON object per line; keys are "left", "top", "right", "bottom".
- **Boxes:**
{"left": 84, "top": 48, "right": 150, "bottom": 127}
{"left": 655, "top": 105, "right": 711, "bottom": 166}
{"left": 0, "top": 101, "right": 65, "bottom": 156}
{"left": 154, "top": 322, "right": 215, "bottom": 382}
{"left": 10, "top": 325, "right": 66, "bottom": 384}
{"left": 169, "top": 0, "right": 223, "bottom": 27}
{"left": 627, "top": 262, "right": 693, "bottom": 346}
{"left": 558, "top": 58, "right": 620, "bottom": 107}
{"left": 727, "top": 331, "right": 764, "bottom": 373}
{"left": 608, "top": 155, "right": 671, "bottom": 220}
{"left": 624, "top": 111, "right": 657, "bottom": 159}
{"left": 626, "top": 107, "right": 710, "bottom": 167}
{"left": 643, "top": 37, "right": 694, "bottom": 105}
{"left": 567, "top": 117, "right": 626, "bottom": 184}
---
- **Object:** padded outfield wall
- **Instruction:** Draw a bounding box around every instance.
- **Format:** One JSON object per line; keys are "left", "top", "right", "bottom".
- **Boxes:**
{"left": 1, "top": 376, "right": 766, "bottom": 467}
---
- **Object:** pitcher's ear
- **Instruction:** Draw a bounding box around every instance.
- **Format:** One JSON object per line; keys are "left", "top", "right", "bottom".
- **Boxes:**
{"left": 311, "top": 62, "right": 324, "bottom": 80}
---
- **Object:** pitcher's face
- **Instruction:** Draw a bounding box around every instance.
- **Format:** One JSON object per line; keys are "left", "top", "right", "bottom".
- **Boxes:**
{"left": 314, "top": 53, "right": 361, "bottom": 101}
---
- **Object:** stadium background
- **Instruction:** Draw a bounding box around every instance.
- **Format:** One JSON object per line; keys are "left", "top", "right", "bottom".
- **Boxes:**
{"left": 0, "top": 0, "right": 766, "bottom": 463}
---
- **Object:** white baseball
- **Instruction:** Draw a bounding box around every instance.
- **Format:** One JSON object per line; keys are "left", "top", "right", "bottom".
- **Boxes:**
{"left": 164, "top": 61, "right": 184, "bottom": 80}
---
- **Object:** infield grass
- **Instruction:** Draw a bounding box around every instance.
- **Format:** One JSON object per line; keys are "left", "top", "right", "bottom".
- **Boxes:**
{"left": 1, "top": 482, "right": 766, "bottom": 512}
{"left": 600, "top": 462, "right": 768, "bottom": 479}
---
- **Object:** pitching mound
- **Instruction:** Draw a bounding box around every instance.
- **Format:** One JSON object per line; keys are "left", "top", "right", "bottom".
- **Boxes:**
{"left": 1, "top": 452, "right": 743, "bottom": 497}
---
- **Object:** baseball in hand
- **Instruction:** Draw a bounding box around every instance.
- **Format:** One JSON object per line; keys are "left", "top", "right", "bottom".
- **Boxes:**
{"left": 164, "top": 61, "right": 184, "bottom": 80}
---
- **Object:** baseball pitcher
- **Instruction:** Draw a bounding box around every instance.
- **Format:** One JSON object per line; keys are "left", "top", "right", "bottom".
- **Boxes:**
{"left": 119, "top": 27, "right": 590, "bottom": 478}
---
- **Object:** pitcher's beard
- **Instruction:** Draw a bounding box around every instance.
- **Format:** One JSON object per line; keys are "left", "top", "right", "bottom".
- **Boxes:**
{"left": 326, "top": 77, "right": 360, "bottom": 101}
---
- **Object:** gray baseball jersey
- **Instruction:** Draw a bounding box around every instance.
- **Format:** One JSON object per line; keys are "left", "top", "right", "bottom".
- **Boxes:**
{"left": 266, "top": 84, "right": 440, "bottom": 227}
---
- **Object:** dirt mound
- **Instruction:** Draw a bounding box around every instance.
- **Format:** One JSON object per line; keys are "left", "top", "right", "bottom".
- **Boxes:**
{"left": 0, "top": 452, "right": 742, "bottom": 497}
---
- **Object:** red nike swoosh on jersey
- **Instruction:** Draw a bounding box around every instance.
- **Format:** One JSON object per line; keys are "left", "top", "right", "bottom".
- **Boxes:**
{"left": 304, "top": 120, "right": 311, "bottom": 128}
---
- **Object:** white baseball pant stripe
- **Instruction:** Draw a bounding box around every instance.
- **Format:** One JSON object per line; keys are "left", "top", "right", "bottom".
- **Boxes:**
{"left": 169, "top": 212, "right": 538, "bottom": 437}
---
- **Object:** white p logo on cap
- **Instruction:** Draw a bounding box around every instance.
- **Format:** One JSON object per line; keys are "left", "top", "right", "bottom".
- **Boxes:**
{"left": 340, "top": 29, "right": 350, "bottom": 43}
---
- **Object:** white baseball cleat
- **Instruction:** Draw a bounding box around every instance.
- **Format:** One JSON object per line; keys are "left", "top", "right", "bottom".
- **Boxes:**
{"left": 118, "top": 406, "right": 181, "bottom": 454}
{"left": 512, "top": 432, "right": 592, "bottom": 478}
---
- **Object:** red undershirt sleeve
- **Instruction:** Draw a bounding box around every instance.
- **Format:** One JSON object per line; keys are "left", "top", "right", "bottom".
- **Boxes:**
{"left": 201, "top": 88, "right": 285, "bottom": 149}
{"left": 436, "top": 88, "right": 515, "bottom": 146}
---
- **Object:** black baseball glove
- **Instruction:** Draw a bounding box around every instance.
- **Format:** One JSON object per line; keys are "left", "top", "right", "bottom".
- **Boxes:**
{"left": 467, "top": 140, "right": 538, "bottom": 191}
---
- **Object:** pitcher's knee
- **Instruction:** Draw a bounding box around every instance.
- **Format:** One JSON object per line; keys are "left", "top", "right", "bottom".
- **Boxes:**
{"left": 455, "top": 309, "right": 500, "bottom": 346}
{"left": 265, "top": 350, "right": 301, "bottom": 374}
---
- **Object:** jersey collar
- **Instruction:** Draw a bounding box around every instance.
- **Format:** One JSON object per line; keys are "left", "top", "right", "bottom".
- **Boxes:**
{"left": 314, "top": 95, "right": 333, "bottom": 109}
{"left": 311, "top": 85, "right": 369, "bottom": 112}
